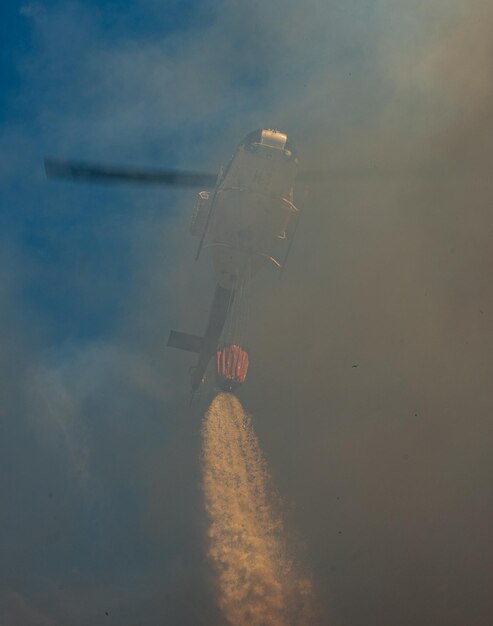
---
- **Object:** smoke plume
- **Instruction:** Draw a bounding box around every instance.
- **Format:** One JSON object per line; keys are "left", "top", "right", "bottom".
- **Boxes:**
{"left": 202, "top": 393, "right": 314, "bottom": 626}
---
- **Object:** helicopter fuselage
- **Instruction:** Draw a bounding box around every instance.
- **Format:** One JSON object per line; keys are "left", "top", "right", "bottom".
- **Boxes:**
{"left": 191, "top": 129, "right": 299, "bottom": 289}
{"left": 173, "top": 128, "right": 301, "bottom": 393}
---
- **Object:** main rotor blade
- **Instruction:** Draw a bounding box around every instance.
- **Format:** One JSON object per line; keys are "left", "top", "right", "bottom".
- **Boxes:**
{"left": 298, "top": 169, "right": 390, "bottom": 182}
{"left": 44, "top": 158, "right": 218, "bottom": 188}
{"left": 298, "top": 166, "right": 440, "bottom": 182}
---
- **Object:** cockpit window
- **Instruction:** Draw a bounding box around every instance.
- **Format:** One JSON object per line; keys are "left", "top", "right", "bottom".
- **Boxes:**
{"left": 240, "top": 129, "right": 263, "bottom": 149}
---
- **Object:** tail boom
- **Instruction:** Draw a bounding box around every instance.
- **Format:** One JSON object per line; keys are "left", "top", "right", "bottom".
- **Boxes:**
{"left": 167, "top": 284, "right": 234, "bottom": 391}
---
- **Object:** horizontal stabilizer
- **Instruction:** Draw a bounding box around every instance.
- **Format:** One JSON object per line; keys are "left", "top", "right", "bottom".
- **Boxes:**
{"left": 167, "top": 330, "right": 204, "bottom": 354}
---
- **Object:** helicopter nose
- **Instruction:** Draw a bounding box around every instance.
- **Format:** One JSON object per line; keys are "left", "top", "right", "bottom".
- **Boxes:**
{"left": 260, "top": 129, "right": 287, "bottom": 150}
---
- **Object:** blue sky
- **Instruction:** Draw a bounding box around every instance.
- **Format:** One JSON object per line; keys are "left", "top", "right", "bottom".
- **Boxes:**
{"left": 2, "top": 1, "right": 493, "bottom": 625}
{"left": 1, "top": 1, "right": 204, "bottom": 344}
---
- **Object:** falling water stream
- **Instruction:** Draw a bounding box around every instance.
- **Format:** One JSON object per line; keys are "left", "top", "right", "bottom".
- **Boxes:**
{"left": 202, "top": 392, "right": 315, "bottom": 626}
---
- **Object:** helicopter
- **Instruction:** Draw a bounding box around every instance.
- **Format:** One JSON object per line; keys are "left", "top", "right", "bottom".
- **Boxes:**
{"left": 45, "top": 128, "right": 307, "bottom": 394}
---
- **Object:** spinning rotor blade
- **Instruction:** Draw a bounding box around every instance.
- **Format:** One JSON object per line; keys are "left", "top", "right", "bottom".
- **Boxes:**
{"left": 44, "top": 158, "right": 218, "bottom": 188}
{"left": 298, "top": 169, "right": 393, "bottom": 182}
{"left": 298, "top": 165, "right": 442, "bottom": 182}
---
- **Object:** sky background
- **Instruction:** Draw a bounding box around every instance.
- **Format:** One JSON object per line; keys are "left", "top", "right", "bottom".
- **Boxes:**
{"left": 1, "top": 1, "right": 493, "bottom": 624}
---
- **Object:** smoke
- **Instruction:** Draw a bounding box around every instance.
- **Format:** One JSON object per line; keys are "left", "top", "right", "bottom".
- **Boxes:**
{"left": 202, "top": 393, "right": 314, "bottom": 626}
{"left": 2, "top": 0, "right": 493, "bottom": 623}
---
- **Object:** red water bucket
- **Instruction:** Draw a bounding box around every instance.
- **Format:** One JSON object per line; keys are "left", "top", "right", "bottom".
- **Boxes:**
{"left": 216, "top": 344, "right": 249, "bottom": 390}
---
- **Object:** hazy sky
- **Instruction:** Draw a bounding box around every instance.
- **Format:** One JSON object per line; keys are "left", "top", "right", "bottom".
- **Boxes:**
{"left": 1, "top": 1, "right": 493, "bottom": 624}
